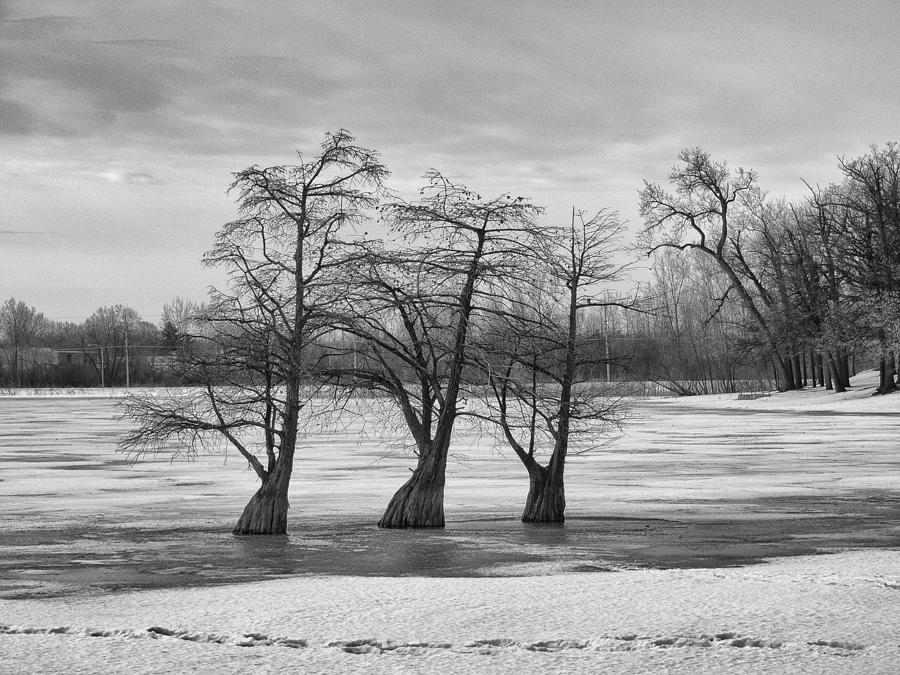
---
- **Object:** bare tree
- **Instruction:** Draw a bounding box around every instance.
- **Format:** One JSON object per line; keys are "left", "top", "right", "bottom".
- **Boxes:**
{"left": 735, "top": 192, "right": 816, "bottom": 389}
{"left": 837, "top": 143, "right": 900, "bottom": 394}
{"left": 626, "top": 250, "right": 769, "bottom": 395}
{"left": 778, "top": 191, "right": 855, "bottom": 392}
{"left": 331, "top": 173, "right": 542, "bottom": 528}
{"left": 638, "top": 148, "right": 797, "bottom": 391}
{"left": 469, "top": 209, "right": 628, "bottom": 522}
{"left": 0, "top": 298, "right": 46, "bottom": 387}
{"left": 121, "top": 130, "right": 389, "bottom": 534}
{"left": 160, "top": 296, "right": 203, "bottom": 349}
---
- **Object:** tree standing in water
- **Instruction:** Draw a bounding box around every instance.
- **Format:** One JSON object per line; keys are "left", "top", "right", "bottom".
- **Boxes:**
{"left": 332, "top": 173, "right": 542, "bottom": 528}
{"left": 470, "top": 208, "right": 628, "bottom": 522}
{"left": 121, "top": 130, "right": 388, "bottom": 534}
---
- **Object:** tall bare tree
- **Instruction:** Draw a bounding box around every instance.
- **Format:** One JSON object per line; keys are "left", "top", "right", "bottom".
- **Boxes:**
{"left": 121, "top": 130, "right": 389, "bottom": 534}
{"left": 469, "top": 209, "right": 628, "bottom": 521}
{"left": 638, "top": 148, "right": 797, "bottom": 391}
{"left": 331, "top": 173, "right": 542, "bottom": 528}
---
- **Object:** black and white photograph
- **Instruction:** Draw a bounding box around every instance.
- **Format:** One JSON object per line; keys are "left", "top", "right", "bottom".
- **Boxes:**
{"left": 1, "top": 1, "right": 898, "bottom": 672}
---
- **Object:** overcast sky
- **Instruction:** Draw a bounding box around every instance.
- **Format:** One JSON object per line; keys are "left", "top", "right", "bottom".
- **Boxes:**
{"left": 2, "top": 1, "right": 898, "bottom": 322}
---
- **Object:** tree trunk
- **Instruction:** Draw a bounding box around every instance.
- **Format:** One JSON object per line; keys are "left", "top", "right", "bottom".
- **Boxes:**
{"left": 836, "top": 354, "right": 851, "bottom": 389}
{"left": 823, "top": 352, "right": 833, "bottom": 390}
{"left": 792, "top": 354, "right": 803, "bottom": 389}
{"left": 11, "top": 345, "right": 20, "bottom": 388}
{"left": 521, "top": 463, "right": 566, "bottom": 523}
{"left": 378, "top": 444, "right": 447, "bottom": 528}
{"left": 877, "top": 352, "right": 897, "bottom": 395}
{"left": 826, "top": 352, "right": 846, "bottom": 393}
{"left": 774, "top": 357, "right": 794, "bottom": 392}
{"left": 233, "top": 468, "right": 291, "bottom": 535}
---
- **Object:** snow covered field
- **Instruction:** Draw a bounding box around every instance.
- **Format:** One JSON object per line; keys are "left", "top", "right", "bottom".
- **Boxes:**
{"left": 1, "top": 371, "right": 898, "bottom": 673}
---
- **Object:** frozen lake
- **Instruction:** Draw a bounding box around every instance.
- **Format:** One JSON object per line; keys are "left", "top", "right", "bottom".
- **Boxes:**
{"left": 1, "top": 377, "right": 898, "bottom": 598}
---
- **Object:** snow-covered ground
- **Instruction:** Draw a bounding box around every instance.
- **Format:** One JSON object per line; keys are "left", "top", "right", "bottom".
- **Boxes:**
{"left": 2, "top": 550, "right": 899, "bottom": 673}
{"left": 1, "top": 370, "right": 898, "bottom": 673}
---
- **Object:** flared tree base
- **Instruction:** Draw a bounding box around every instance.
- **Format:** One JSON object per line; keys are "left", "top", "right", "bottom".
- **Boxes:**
{"left": 378, "top": 469, "right": 445, "bottom": 529}
{"left": 233, "top": 479, "right": 290, "bottom": 535}
{"left": 521, "top": 466, "right": 566, "bottom": 523}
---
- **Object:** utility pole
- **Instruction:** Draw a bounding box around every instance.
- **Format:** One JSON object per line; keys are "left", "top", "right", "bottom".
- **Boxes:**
{"left": 602, "top": 302, "right": 611, "bottom": 384}
{"left": 605, "top": 333, "right": 611, "bottom": 384}
{"left": 120, "top": 307, "right": 131, "bottom": 388}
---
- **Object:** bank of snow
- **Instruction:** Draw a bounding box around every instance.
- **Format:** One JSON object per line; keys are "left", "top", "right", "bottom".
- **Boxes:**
{"left": 2, "top": 549, "right": 899, "bottom": 673}
{"left": 644, "top": 366, "right": 893, "bottom": 413}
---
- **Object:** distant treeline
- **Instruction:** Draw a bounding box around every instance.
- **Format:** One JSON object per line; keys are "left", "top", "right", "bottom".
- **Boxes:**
{"left": 0, "top": 298, "right": 200, "bottom": 388}
{"left": 635, "top": 144, "right": 899, "bottom": 395}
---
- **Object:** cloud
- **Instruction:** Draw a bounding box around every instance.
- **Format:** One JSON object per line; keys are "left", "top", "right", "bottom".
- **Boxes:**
{"left": 0, "top": 97, "right": 53, "bottom": 135}
{"left": 95, "top": 170, "right": 160, "bottom": 185}
{"left": 1, "top": 0, "right": 899, "bottom": 318}
{"left": 0, "top": 14, "right": 79, "bottom": 31}
{"left": 0, "top": 9, "right": 199, "bottom": 141}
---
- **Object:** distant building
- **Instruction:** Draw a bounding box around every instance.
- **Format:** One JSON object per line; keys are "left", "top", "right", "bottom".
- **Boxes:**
{"left": 53, "top": 349, "right": 91, "bottom": 367}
